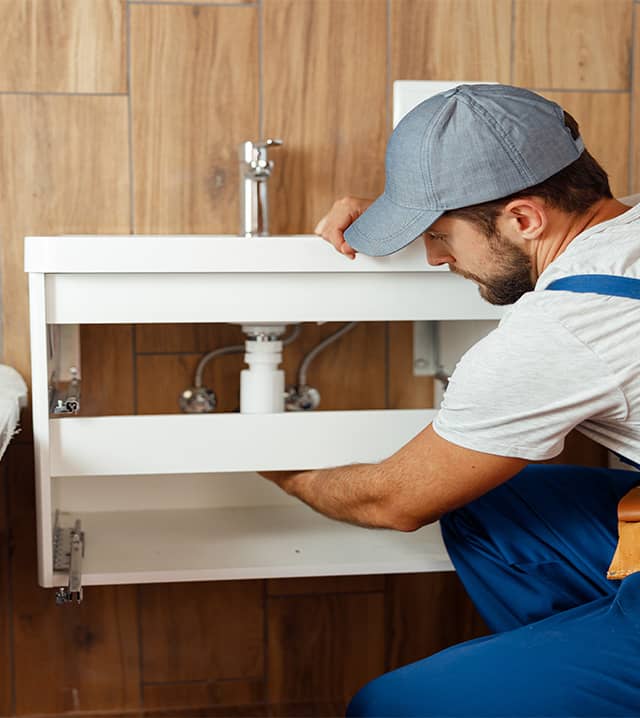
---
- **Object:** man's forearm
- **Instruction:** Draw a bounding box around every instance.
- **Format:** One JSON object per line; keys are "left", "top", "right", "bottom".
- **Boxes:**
{"left": 268, "top": 462, "right": 416, "bottom": 531}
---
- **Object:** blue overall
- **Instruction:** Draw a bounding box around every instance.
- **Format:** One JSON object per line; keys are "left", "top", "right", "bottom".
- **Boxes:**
{"left": 347, "top": 275, "right": 640, "bottom": 717}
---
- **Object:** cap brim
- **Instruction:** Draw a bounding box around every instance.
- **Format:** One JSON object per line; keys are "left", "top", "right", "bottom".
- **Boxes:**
{"left": 343, "top": 194, "right": 443, "bottom": 257}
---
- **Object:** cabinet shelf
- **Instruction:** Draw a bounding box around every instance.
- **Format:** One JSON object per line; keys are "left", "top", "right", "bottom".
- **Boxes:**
{"left": 49, "top": 409, "right": 436, "bottom": 477}
{"left": 52, "top": 505, "right": 451, "bottom": 586}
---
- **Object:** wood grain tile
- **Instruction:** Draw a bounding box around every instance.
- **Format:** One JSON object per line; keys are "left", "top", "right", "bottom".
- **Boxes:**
{"left": 136, "top": 323, "right": 244, "bottom": 355}
{"left": 80, "top": 325, "right": 135, "bottom": 416}
{"left": 0, "top": 456, "right": 12, "bottom": 716}
{"left": 386, "top": 572, "right": 488, "bottom": 670}
{"left": 633, "top": 2, "right": 640, "bottom": 195}
{"left": 538, "top": 92, "right": 630, "bottom": 196}
{"left": 142, "top": 679, "right": 264, "bottom": 711}
{"left": 280, "top": 322, "right": 387, "bottom": 411}
{"left": 139, "top": 581, "right": 264, "bottom": 683}
{"left": 136, "top": 353, "right": 244, "bottom": 414}
{"left": 549, "top": 430, "right": 608, "bottom": 468}
{"left": 267, "top": 593, "right": 385, "bottom": 704}
{"left": 263, "top": 0, "right": 387, "bottom": 235}
{"left": 514, "top": 0, "right": 633, "bottom": 90}
{"left": 0, "top": 0, "right": 126, "bottom": 92}
{"left": 131, "top": 3, "right": 259, "bottom": 234}
{"left": 8, "top": 443, "right": 141, "bottom": 715}
{"left": 0, "top": 95, "right": 130, "bottom": 382}
{"left": 137, "top": 322, "right": 386, "bottom": 414}
{"left": 391, "top": 0, "right": 512, "bottom": 83}
{"left": 388, "top": 322, "right": 435, "bottom": 409}
{"left": 267, "top": 575, "right": 385, "bottom": 596}
{"left": 268, "top": 702, "right": 346, "bottom": 718}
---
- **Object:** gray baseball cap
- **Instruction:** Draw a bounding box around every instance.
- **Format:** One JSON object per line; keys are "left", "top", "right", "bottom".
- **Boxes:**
{"left": 344, "top": 84, "right": 585, "bottom": 256}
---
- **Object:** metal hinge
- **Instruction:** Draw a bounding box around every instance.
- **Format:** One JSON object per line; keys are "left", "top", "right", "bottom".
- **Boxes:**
{"left": 49, "top": 367, "right": 81, "bottom": 415}
{"left": 53, "top": 513, "right": 85, "bottom": 605}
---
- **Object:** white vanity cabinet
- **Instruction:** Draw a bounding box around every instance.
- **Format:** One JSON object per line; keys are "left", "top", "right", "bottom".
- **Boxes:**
{"left": 25, "top": 234, "right": 502, "bottom": 595}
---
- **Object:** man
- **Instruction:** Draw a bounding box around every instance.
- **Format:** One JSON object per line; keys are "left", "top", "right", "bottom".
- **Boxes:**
{"left": 263, "top": 84, "right": 640, "bottom": 716}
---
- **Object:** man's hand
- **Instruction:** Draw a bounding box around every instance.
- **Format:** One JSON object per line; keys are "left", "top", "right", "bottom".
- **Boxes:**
{"left": 314, "top": 196, "right": 374, "bottom": 259}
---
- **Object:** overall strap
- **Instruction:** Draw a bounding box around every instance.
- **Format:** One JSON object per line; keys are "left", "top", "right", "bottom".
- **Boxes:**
{"left": 546, "top": 274, "right": 640, "bottom": 299}
{"left": 546, "top": 273, "right": 640, "bottom": 471}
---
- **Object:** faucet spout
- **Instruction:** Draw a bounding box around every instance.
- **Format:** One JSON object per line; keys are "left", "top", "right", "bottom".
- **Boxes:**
{"left": 238, "top": 138, "right": 283, "bottom": 238}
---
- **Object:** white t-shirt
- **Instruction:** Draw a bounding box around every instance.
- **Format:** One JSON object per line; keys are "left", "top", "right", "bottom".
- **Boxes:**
{"left": 432, "top": 201, "right": 640, "bottom": 464}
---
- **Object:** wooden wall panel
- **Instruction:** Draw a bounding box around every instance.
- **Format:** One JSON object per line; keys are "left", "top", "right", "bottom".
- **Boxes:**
{"left": 633, "top": 2, "right": 640, "bottom": 195}
{"left": 142, "top": 679, "right": 264, "bottom": 712}
{"left": 267, "top": 592, "right": 385, "bottom": 706}
{"left": 280, "top": 322, "right": 387, "bottom": 411}
{"left": 514, "top": 0, "right": 633, "bottom": 90}
{"left": 540, "top": 92, "right": 630, "bottom": 196}
{"left": 263, "top": 0, "right": 387, "bottom": 235}
{"left": 386, "top": 572, "right": 487, "bottom": 669}
{"left": 391, "top": 0, "right": 512, "bottom": 83}
{"left": 0, "top": 457, "right": 12, "bottom": 716}
{"left": 8, "top": 443, "right": 140, "bottom": 715}
{"left": 131, "top": 3, "right": 259, "bottom": 234}
{"left": 136, "top": 324, "right": 244, "bottom": 355}
{"left": 0, "top": 0, "right": 126, "bottom": 93}
{"left": 388, "top": 322, "right": 435, "bottom": 410}
{"left": 268, "top": 575, "right": 385, "bottom": 596}
{"left": 136, "top": 353, "right": 243, "bottom": 414}
{"left": 139, "top": 581, "right": 263, "bottom": 683}
{"left": 80, "top": 325, "right": 135, "bottom": 416}
{"left": 0, "top": 95, "right": 131, "bottom": 381}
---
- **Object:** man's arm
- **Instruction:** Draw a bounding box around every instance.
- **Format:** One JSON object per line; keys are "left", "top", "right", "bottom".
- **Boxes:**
{"left": 262, "top": 423, "right": 528, "bottom": 531}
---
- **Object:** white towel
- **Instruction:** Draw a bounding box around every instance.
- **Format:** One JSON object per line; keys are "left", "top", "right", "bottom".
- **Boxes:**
{"left": 0, "top": 365, "right": 27, "bottom": 461}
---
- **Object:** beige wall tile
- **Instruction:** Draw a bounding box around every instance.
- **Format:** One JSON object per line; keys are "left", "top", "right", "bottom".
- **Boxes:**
{"left": 131, "top": 4, "right": 259, "bottom": 234}
{"left": 0, "top": 95, "right": 130, "bottom": 381}
{"left": 540, "top": 91, "right": 630, "bottom": 196}
{"left": 0, "top": 0, "right": 126, "bottom": 92}
{"left": 392, "top": 0, "right": 512, "bottom": 83}
{"left": 263, "top": 0, "right": 387, "bottom": 235}
{"left": 514, "top": 0, "right": 632, "bottom": 90}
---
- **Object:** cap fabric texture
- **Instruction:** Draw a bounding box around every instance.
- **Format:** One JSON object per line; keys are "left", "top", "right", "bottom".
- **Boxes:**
{"left": 344, "top": 84, "right": 585, "bottom": 256}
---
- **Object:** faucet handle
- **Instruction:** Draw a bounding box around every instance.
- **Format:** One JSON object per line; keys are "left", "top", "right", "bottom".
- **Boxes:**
{"left": 254, "top": 138, "right": 283, "bottom": 150}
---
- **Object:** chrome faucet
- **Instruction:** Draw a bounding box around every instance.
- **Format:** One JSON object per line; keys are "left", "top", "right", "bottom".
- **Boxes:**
{"left": 238, "top": 138, "right": 283, "bottom": 237}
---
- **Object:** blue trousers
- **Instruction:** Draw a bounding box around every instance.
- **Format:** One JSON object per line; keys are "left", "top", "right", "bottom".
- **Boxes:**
{"left": 347, "top": 464, "right": 640, "bottom": 717}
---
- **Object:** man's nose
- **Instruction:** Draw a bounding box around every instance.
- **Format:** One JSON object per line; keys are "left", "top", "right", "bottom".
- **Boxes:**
{"left": 424, "top": 239, "right": 454, "bottom": 267}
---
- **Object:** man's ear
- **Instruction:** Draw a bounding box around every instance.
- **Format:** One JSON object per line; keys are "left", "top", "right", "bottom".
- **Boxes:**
{"left": 502, "top": 199, "right": 547, "bottom": 240}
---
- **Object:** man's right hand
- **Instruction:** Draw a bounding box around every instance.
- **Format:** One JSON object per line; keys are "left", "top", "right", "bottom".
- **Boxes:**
{"left": 314, "top": 196, "right": 374, "bottom": 260}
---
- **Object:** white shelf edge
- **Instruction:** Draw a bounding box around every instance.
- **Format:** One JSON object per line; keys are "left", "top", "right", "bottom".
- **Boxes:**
{"left": 47, "top": 505, "right": 453, "bottom": 587}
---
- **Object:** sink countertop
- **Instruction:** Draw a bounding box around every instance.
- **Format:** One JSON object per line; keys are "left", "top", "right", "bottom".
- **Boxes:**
{"left": 24, "top": 234, "right": 445, "bottom": 274}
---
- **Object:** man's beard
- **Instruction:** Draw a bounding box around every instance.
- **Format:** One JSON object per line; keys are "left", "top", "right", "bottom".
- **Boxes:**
{"left": 451, "top": 232, "right": 535, "bottom": 305}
